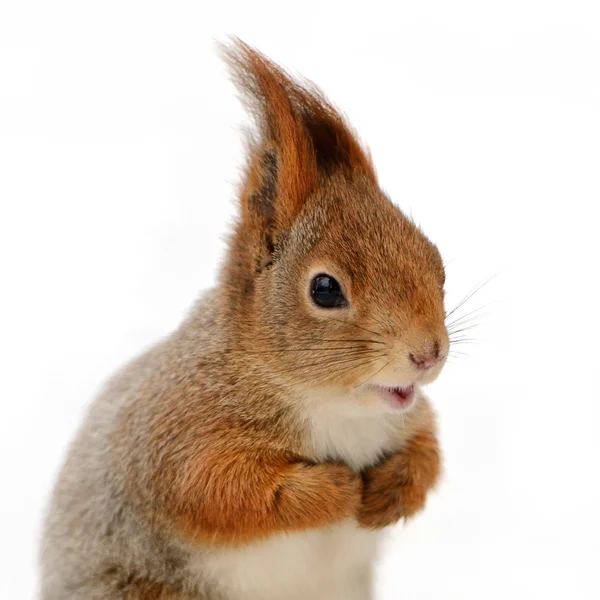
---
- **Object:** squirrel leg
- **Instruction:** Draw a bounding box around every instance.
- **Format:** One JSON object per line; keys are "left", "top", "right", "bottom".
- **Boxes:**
{"left": 170, "top": 452, "right": 362, "bottom": 545}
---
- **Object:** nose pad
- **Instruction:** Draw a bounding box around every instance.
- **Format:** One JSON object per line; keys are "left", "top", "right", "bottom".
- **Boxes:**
{"left": 409, "top": 340, "right": 442, "bottom": 370}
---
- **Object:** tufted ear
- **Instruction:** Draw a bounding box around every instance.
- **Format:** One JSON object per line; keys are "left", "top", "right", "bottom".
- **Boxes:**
{"left": 223, "top": 38, "right": 376, "bottom": 241}
{"left": 223, "top": 39, "right": 318, "bottom": 235}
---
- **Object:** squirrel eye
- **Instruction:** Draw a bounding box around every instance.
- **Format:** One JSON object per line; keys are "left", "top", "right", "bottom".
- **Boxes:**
{"left": 310, "top": 274, "right": 348, "bottom": 309}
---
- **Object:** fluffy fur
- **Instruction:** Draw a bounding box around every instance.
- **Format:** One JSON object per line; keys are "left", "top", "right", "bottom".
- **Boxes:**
{"left": 40, "top": 39, "right": 448, "bottom": 599}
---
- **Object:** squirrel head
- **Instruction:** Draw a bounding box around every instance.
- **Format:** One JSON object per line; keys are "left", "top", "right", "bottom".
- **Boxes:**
{"left": 218, "top": 39, "right": 448, "bottom": 412}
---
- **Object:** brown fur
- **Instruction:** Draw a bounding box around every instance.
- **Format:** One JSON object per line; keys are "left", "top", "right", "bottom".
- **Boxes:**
{"left": 41, "top": 39, "right": 448, "bottom": 599}
{"left": 359, "top": 429, "right": 441, "bottom": 529}
{"left": 122, "top": 578, "right": 184, "bottom": 599}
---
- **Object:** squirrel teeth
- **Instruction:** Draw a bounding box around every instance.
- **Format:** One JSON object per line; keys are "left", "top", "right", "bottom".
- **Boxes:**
{"left": 390, "top": 384, "right": 414, "bottom": 400}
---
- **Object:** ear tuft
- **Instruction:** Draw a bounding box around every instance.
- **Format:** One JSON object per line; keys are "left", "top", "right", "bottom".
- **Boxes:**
{"left": 221, "top": 38, "right": 376, "bottom": 231}
{"left": 221, "top": 38, "right": 318, "bottom": 231}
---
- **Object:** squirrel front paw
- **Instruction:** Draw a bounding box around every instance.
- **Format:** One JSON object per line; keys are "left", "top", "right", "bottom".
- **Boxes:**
{"left": 357, "top": 432, "right": 441, "bottom": 529}
{"left": 280, "top": 462, "right": 362, "bottom": 523}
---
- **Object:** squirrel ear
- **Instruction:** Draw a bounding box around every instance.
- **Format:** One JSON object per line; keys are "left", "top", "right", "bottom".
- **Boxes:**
{"left": 222, "top": 39, "right": 318, "bottom": 234}
{"left": 288, "top": 77, "right": 376, "bottom": 182}
{"left": 222, "top": 38, "right": 376, "bottom": 237}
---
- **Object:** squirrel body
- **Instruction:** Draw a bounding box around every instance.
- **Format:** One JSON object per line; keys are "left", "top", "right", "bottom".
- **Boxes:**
{"left": 41, "top": 41, "right": 446, "bottom": 599}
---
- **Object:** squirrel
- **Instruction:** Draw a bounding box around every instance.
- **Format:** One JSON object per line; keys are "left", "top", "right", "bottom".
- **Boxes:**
{"left": 40, "top": 38, "right": 447, "bottom": 600}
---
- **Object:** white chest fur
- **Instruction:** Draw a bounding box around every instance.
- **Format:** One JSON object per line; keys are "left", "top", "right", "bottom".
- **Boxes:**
{"left": 300, "top": 388, "right": 413, "bottom": 471}
{"left": 195, "top": 522, "right": 381, "bottom": 600}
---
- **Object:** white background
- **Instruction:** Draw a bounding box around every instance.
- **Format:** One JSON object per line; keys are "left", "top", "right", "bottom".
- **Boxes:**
{"left": 1, "top": 1, "right": 599, "bottom": 598}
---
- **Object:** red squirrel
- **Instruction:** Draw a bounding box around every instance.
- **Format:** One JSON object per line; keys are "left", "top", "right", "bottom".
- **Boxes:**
{"left": 40, "top": 39, "right": 446, "bottom": 600}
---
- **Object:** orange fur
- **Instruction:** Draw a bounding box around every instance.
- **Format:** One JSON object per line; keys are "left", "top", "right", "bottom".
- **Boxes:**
{"left": 224, "top": 40, "right": 319, "bottom": 230}
{"left": 118, "top": 380, "right": 361, "bottom": 545}
{"left": 358, "top": 430, "right": 441, "bottom": 529}
{"left": 173, "top": 442, "right": 361, "bottom": 544}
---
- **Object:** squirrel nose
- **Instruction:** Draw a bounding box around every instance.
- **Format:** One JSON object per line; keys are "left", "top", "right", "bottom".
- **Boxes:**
{"left": 409, "top": 341, "right": 442, "bottom": 370}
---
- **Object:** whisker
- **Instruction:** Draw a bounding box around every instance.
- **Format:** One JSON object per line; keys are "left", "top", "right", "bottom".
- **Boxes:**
{"left": 445, "top": 274, "right": 497, "bottom": 322}
{"left": 354, "top": 357, "right": 391, "bottom": 390}
{"left": 448, "top": 333, "right": 477, "bottom": 342}
{"left": 312, "top": 357, "right": 387, "bottom": 382}
{"left": 317, "top": 338, "right": 386, "bottom": 345}
{"left": 312, "top": 355, "right": 384, "bottom": 383}
{"left": 446, "top": 304, "right": 490, "bottom": 329}
{"left": 446, "top": 306, "right": 490, "bottom": 329}
{"left": 446, "top": 324, "right": 480, "bottom": 336}
{"left": 238, "top": 346, "right": 382, "bottom": 355}
{"left": 266, "top": 351, "right": 386, "bottom": 377}
{"left": 448, "top": 349, "right": 469, "bottom": 357}
{"left": 235, "top": 337, "right": 386, "bottom": 347}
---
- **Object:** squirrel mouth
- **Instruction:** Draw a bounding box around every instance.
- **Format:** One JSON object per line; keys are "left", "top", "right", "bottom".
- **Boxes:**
{"left": 375, "top": 384, "right": 416, "bottom": 410}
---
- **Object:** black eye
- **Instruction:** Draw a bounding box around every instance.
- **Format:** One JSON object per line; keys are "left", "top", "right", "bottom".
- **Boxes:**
{"left": 310, "top": 274, "right": 348, "bottom": 308}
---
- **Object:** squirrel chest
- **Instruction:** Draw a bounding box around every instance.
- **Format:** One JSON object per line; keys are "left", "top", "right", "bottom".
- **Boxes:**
{"left": 186, "top": 399, "right": 411, "bottom": 600}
